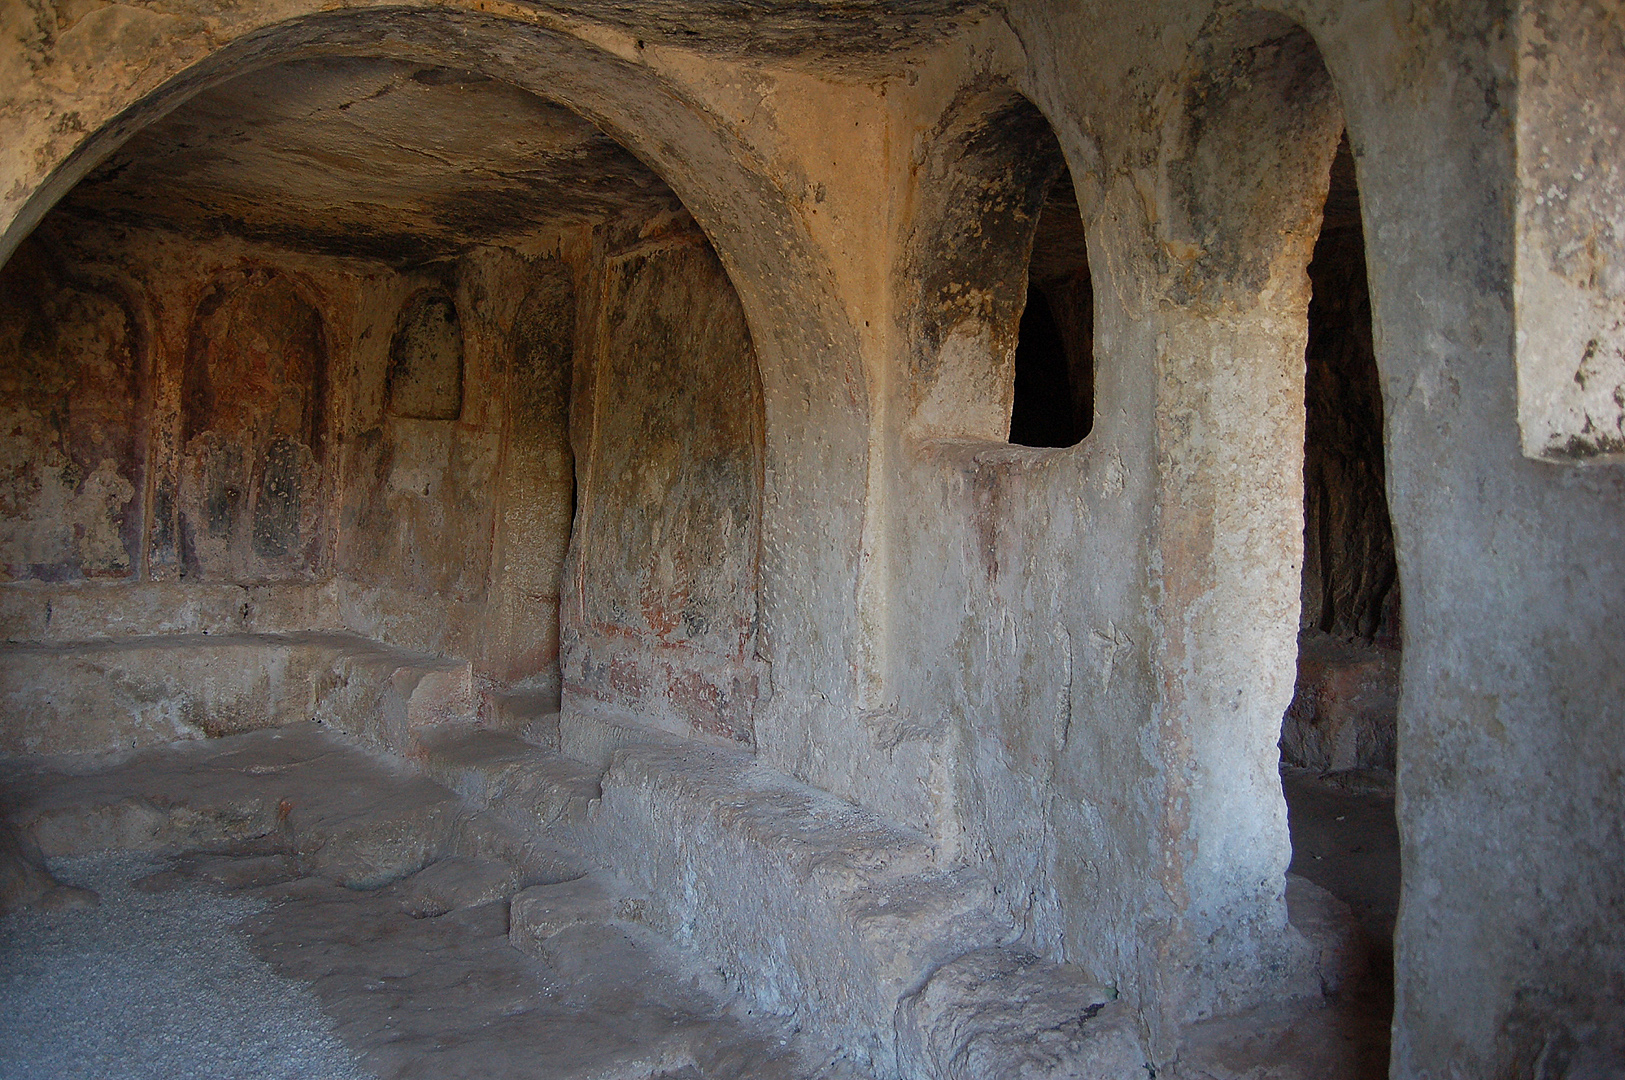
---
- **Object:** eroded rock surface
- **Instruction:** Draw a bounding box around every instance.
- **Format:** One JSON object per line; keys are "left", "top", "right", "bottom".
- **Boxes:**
{"left": 0, "top": 727, "right": 872, "bottom": 1079}
{"left": 896, "top": 946, "right": 1149, "bottom": 1080}
{"left": 0, "top": 821, "right": 97, "bottom": 915}
{"left": 1280, "top": 631, "right": 1399, "bottom": 773}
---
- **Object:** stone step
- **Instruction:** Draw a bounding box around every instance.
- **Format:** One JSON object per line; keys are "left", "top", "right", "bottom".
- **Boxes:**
{"left": 505, "top": 873, "right": 831, "bottom": 1080}
{"left": 568, "top": 702, "right": 964, "bottom": 855}
{"left": 581, "top": 739, "right": 1017, "bottom": 1075}
{"left": 508, "top": 873, "right": 637, "bottom": 954}
{"left": 311, "top": 637, "right": 474, "bottom": 753}
{"left": 1283, "top": 873, "right": 1367, "bottom": 996}
{"left": 0, "top": 731, "right": 879, "bottom": 1079}
{"left": 378, "top": 854, "right": 519, "bottom": 917}
{"left": 0, "top": 631, "right": 473, "bottom": 757}
{"left": 412, "top": 719, "right": 1031, "bottom": 1074}
{"left": 412, "top": 725, "right": 600, "bottom": 830}
{"left": 407, "top": 724, "right": 603, "bottom": 886}
{"left": 3, "top": 724, "right": 465, "bottom": 889}
{"left": 1, "top": 716, "right": 1088, "bottom": 1077}
{"left": 559, "top": 701, "right": 695, "bottom": 769}
{"left": 450, "top": 807, "right": 588, "bottom": 888}
{"left": 484, "top": 689, "right": 563, "bottom": 750}
{"left": 896, "top": 946, "right": 1150, "bottom": 1079}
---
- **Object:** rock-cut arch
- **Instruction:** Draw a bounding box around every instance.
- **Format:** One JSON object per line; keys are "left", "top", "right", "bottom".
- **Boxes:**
{"left": 0, "top": 2, "right": 872, "bottom": 760}
{"left": 897, "top": 86, "right": 1076, "bottom": 445}
{"left": 1145, "top": 5, "right": 1375, "bottom": 1033}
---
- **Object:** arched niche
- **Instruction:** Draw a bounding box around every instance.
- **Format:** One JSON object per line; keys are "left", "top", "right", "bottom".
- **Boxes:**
{"left": 4, "top": 27, "right": 795, "bottom": 754}
{"left": 0, "top": 6, "right": 871, "bottom": 772}
{"left": 567, "top": 237, "right": 766, "bottom": 746}
{"left": 172, "top": 267, "right": 329, "bottom": 581}
{"left": 387, "top": 290, "right": 464, "bottom": 422}
{"left": 0, "top": 233, "right": 150, "bottom": 582}
{"left": 899, "top": 87, "right": 1095, "bottom": 450}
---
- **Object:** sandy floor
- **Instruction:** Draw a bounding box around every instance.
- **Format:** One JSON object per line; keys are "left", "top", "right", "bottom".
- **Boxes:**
{"left": 1282, "top": 767, "right": 1401, "bottom": 945}
{"left": 1, "top": 847, "right": 837, "bottom": 1080}
{"left": 0, "top": 852, "right": 368, "bottom": 1080}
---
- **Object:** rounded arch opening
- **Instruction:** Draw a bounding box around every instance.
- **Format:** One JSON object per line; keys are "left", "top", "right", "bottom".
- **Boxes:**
{"left": 1161, "top": 9, "right": 1401, "bottom": 1052}
{"left": 900, "top": 88, "right": 1096, "bottom": 450}
{"left": 0, "top": 41, "right": 777, "bottom": 756}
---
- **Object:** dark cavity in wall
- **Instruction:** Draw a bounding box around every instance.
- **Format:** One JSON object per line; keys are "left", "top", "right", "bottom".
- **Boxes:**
{"left": 1301, "top": 135, "right": 1396, "bottom": 646}
{"left": 1281, "top": 133, "right": 1400, "bottom": 776}
{"left": 1010, "top": 167, "right": 1094, "bottom": 448}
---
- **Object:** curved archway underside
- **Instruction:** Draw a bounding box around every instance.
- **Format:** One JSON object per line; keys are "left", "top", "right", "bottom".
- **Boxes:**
{"left": 3, "top": 3, "right": 1622, "bottom": 1079}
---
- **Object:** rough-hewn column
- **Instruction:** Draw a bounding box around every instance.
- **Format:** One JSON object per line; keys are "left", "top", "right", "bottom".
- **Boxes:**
{"left": 1513, "top": 0, "right": 1625, "bottom": 462}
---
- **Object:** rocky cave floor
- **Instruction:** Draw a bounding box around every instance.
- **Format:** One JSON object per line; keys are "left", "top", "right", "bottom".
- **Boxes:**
{"left": 0, "top": 725, "right": 1400, "bottom": 1080}
{"left": 1177, "top": 767, "right": 1399, "bottom": 1080}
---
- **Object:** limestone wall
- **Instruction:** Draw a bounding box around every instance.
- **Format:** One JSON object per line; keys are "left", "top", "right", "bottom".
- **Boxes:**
{"left": 0, "top": 242, "right": 147, "bottom": 585}
{"left": 0, "top": 218, "right": 582, "bottom": 729}
{"left": 0, "top": 196, "right": 766, "bottom": 749}
{"left": 2, "top": 0, "right": 1622, "bottom": 1075}
{"left": 560, "top": 228, "right": 766, "bottom": 747}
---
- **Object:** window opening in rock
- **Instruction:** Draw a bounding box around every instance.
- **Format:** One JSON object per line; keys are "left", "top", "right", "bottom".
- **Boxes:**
{"left": 1009, "top": 166, "right": 1094, "bottom": 448}
{"left": 1280, "top": 130, "right": 1401, "bottom": 1043}
{"left": 903, "top": 91, "right": 1091, "bottom": 447}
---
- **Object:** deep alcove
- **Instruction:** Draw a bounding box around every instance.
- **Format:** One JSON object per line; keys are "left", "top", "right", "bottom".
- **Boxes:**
{"left": 0, "top": 54, "right": 767, "bottom": 749}
{"left": 1282, "top": 133, "right": 1401, "bottom": 777}
{"left": 1009, "top": 167, "right": 1094, "bottom": 448}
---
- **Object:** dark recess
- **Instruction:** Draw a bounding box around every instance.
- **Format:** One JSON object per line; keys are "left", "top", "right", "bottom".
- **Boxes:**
{"left": 1301, "top": 134, "right": 1398, "bottom": 644}
{"left": 1010, "top": 167, "right": 1094, "bottom": 449}
{"left": 1008, "top": 290, "right": 1076, "bottom": 448}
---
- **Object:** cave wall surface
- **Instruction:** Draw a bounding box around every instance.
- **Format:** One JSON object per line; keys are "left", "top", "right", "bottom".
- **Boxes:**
{"left": 0, "top": 239, "right": 147, "bottom": 584}
{"left": 0, "top": 191, "right": 764, "bottom": 752}
{"left": 1003, "top": 0, "right": 1625, "bottom": 1069}
{"left": 482, "top": 259, "right": 579, "bottom": 691}
{"left": 562, "top": 229, "right": 765, "bottom": 747}
{"left": 0, "top": 215, "right": 585, "bottom": 748}
{"left": 1, "top": 0, "right": 1622, "bottom": 1076}
{"left": 171, "top": 267, "right": 329, "bottom": 583}
{"left": 1513, "top": 0, "right": 1625, "bottom": 462}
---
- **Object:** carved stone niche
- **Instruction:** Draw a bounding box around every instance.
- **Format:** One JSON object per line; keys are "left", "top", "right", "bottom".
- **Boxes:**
{"left": 1514, "top": 0, "right": 1625, "bottom": 463}
{"left": 174, "top": 268, "right": 327, "bottom": 582}
{"left": 387, "top": 291, "right": 464, "bottom": 421}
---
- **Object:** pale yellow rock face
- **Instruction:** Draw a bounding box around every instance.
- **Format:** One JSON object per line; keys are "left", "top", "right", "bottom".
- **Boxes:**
{"left": 2, "top": 2, "right": 1623, "bottom": 1077}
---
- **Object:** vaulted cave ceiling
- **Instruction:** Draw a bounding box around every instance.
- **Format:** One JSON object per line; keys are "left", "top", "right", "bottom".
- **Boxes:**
{"left": 60, "top": 57, "right": 683, "bottom": 262}
{"left": 533, "top": 0, "right": 988, "bottom": 66}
